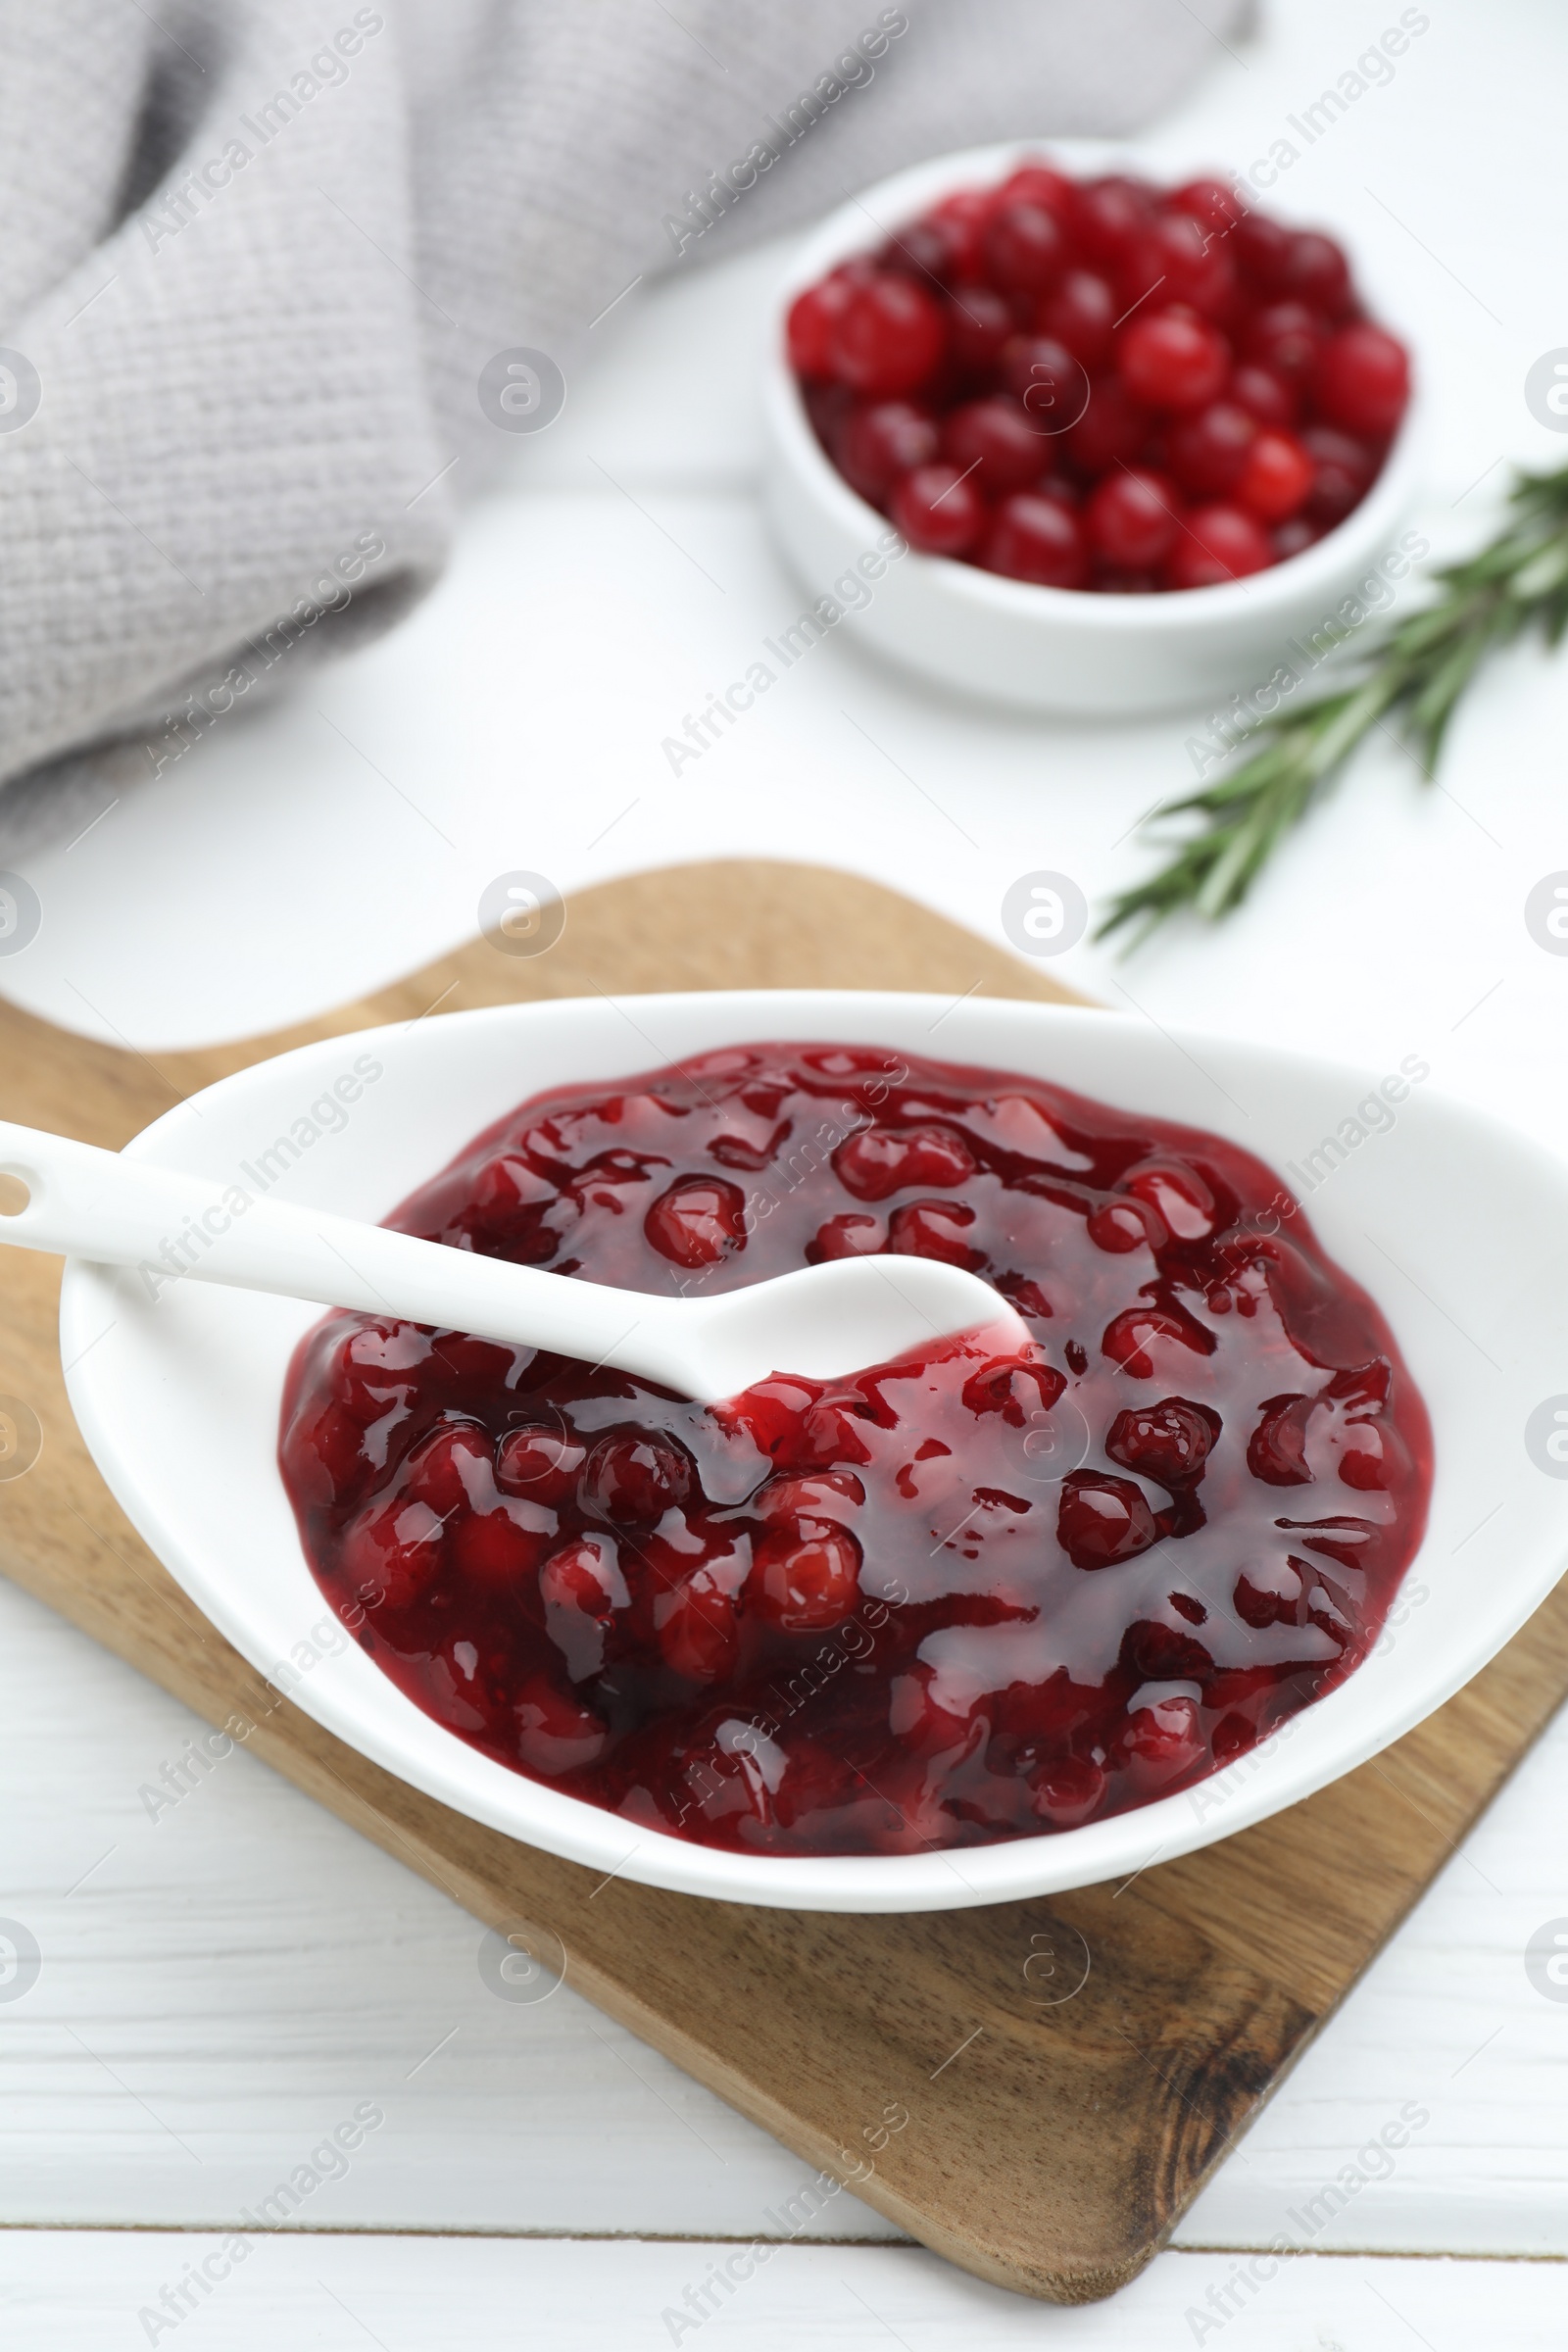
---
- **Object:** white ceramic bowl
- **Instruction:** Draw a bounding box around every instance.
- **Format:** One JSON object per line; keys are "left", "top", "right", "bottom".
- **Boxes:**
{"left": 62, "top": 993, "right": 1568, "bottom": 1913}
{"left": 762, "top": 140, "right": 1425, "bottom": 716}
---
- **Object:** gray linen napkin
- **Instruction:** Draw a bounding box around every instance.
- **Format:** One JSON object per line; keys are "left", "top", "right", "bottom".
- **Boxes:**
{"left": 0, "top": 0, "right": 1247, "bottom": 854}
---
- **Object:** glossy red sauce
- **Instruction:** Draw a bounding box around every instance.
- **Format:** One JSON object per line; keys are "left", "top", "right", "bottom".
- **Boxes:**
{"left": 278, "top": 1043, "right": 1432, "bottom": 1855}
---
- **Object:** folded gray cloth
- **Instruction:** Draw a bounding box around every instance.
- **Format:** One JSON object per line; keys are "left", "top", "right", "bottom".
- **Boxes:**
{"left": 0, "top": 0, "right": 1246, "bottom": 854}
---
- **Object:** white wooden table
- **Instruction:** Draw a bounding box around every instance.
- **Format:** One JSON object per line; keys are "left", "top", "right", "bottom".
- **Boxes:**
{"left": 6, "top": 3, "right": 1568, "bottom": 2340}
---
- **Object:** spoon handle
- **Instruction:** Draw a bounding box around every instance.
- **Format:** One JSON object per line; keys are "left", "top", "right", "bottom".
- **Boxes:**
{"left": 0, "top": 1119, "right": 685, "bottom": 1377}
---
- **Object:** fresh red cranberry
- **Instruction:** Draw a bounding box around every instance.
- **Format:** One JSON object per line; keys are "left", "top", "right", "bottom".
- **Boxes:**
{"left": 999, "top": 331, "right": 1075, "bottom": 400}
{"left": 1123, "top": 211, "right": 1236, "bottom": 320}
{"left": 579, "top": 1433, "right": 692, "bottom": 1525}
{"left": 1237, "top": 428, "right": 1313, "bottom": 521}
{"left": 880, "top": 214, "right": 969, "bottom": 290}
{"left": 1086, "top": 467, "right": 1181, "bottom": 567}
{"left": 833, "top": 401, "right": 940, "bottom": 504}
{"left": 1105, "top": 1397, "right": 1219, "bottom": 1487}
{"left": 1233, "top": 211, "right": 1293, "bottom": 289}
{"left": 889, "top": 462, "right": 986, "bottom": 556}
{"left": 997, "top": 164, "right": 1077, "bottom": 224}
{"left": 946, "top": 286, "right": 1014, "bottom": 373}
{"left": 1164, "top": 502, "right": 1273, "bottom": 588}
{"left": 942, "top": 395, "right": 1049, "bottom": 491}
{"left": 979, "top": 491, "right": 1087, "bottom": 587}
{"left": 1057, "top": 1471, "right": 1157, "bottom": 1569}
{"left": 1301, "top": 425, "right": 1378, "bottom": 523}
{"left": 833, "top": 1122, "right": 976, "bottom": 1200}
{"left": 983, "top": 200, "right": 1067, "bottom": 294}
{"left": 804, "top": 380, "right": 854, "bottom": 452}
{"left": 1244, "top": 300, "right": 1325, "bottom": 381}
{"left": 999, "top": 334, "right": 1088, "bottom": 434}
{"left": 1167, "top": 400, "right": 1256, "bottom": 496}
{"left": 1169, "top": 176, "right": 1248, "bottom": 233}
{"left": 1278, "top": 230, "right": 1351, "bottom": 315}
{"left": 1315, "top": 322, "right": 1410, "bottom": 437}
{"left": 1074, "top": 175, "right": 1156, "bottom": 267}
{"left": 1038, "top": 269, "right": 1116, "bottom": 365}
{"left": 750, "top": 1524, "right": 862, "bottom": 1630}
{"left": 1229, "top": 363, "right": 1297, "bottom": 428}
{"left": 644, "top": 1176, "right": 748, "bottom": 1267}
{"left": 929, "top": 189, "right": 991, "bottom": 279}
{"left": 828, "top": 273, "right": 946, "bottom": 397}
{"left": 1063, "top": 377, "right": 1149, "bottom": 472}
{"left": 787, "top": 269, "right": 859, "bottom": 378}
{"left": 1116, "top": 312, "right": 1229, "bottom": 411}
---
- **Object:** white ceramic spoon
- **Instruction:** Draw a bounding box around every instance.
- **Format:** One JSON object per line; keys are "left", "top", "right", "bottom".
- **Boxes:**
{"left": 0, "top": 1118, "right": 1026, "bottom": 1399}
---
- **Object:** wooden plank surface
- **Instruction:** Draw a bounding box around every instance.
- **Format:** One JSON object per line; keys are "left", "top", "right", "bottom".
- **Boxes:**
{"left": 0, "top": 858, "right": 1563, "bottom": 2305}
{"left": 12, "top": 2235, "right": 1568, "bottom": 2352}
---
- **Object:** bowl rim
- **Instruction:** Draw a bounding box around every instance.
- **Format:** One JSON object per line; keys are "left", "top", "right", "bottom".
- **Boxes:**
{"left": 762, "top": 134, "right": 1426, "bottom": 635}
{"left": 58, "top": 989, "right": 1568, "bottom": 1914}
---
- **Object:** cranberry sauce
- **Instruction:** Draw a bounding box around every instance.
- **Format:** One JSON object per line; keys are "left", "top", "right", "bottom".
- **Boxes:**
{"left": 278, "top": 1043, "right": 1432, "bottom": 1857}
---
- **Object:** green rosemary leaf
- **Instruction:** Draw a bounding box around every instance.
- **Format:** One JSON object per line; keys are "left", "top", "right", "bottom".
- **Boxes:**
{"left": 1099, "top": 457, "right": 1568, "bottom": 946}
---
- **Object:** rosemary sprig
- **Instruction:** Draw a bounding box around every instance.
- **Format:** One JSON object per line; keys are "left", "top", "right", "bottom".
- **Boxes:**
{"left": 1100, "top": 461, "right": 1568, "bottom": 946}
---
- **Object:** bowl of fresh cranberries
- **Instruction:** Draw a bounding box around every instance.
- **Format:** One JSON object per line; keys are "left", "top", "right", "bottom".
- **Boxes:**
{"left": 59, "top": 992, "right": 1568, "bottom": 1912}
{"left": 763, "top": 142, "right": 1422, "bottom": 715}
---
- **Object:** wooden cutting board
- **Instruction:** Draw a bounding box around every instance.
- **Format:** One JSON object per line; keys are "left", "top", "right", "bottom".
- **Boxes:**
{"left": 1, "top": 858, "right": 1563, "bottom": 2304}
